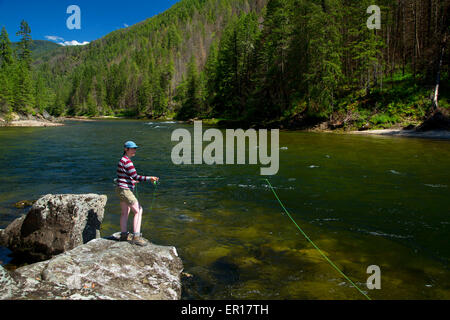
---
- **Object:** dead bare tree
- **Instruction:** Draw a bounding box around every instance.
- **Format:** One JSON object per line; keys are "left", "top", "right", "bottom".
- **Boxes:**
{"left": 432, "top": 31, "right": 447, "bottom": 111}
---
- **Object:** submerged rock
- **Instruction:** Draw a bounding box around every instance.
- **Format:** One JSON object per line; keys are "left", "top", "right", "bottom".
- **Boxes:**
{"left": 0, "top": 237, "right": 183, "bottom": 300}
{"left": 13, "top": 200, "right": 36, "bottom": 209}
{"left": 0, "top": 194, "right": 107, "bottom": 262}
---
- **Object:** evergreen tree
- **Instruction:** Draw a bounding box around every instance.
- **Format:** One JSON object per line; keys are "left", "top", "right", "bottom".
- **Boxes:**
{"left": 34, "top": 73, "right": 49, "bottom": 113}
{"left": 86, "top": 88, "right": 97, "bottom": 116}
{"left": 203, "top": 40, "right": 219, "bottom": 110}
{"left": 0, "top": 27, "right": 14, "bottom": 66}
{"left": 16, "top": 20, "right": 32, "bottom": 69}
{"left": 138, "top": 73, "right": 151, "bottom": 116}
{"left": 0, "top": 27, "right": 14, "bottom": 114}
{"left": 211, "top": 12, "right": 260, "bottom": 118}
{"left": 52, "top": 88, "right": 65, "bottom": 117}
{"left": 347, "top": 0, "right": 384, "bottom": 94}
{"left": 177, "top": 56, "right": 202, "bottom": 119}
{"left": 13, "top": 20, "right": 34, "bottom": 113}
{"left": 14, "top": 61, "right": 35, "bottom": 113}
{"left": 248, "top": 0, "right": 292, "bottom": 120}
{"left": 0, "top": 67, "right": 13, "bottom": 114}
{"left": 302, "top": 0, "right": 344, "bottom": 116}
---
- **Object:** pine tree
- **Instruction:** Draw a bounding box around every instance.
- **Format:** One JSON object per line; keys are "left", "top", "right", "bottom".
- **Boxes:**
{"left": 34, "top": 73, "right": 48, "bottom": 114}
{"left": 52, "top": 88, "right": 65, "bottom": 117}
{"left": 250, "top": 0, "right": 292, "bottom": 119}
{"left": 302, "top": 0, "right": 344, "bottom": 116}
{"left": 211, "top": 12, "right": 260, "bottom": 118}
{"left": 16, "top": 20, "right": 32, "bottom": 70}
{"left": 177, "top": 56, "right": 201, "bottom": 120}
{"left": 0, "top": 68, "right": 13, "bottom": 114}
{"left": 86, "top": 88, "right": 97, "bottom": 116}
{"left": 204, "top": 39, "right": 219, "bottom": 109}
{"left": 0, "top": 27, "right": 14, "bottom": 67}
{"left": 347, "top": 0, "right": 384, "bottom": 94}
{"left": 13, "top": 20, "right": 34, "bottom": 113}
{"left": 138, "top": 73, "right": 151, "bottom": 116}
{"left": 0, "top": 27, "right": 14, "bottom": 114}
{"left": 14, "top": 61, "right": 35, "bottom": 113}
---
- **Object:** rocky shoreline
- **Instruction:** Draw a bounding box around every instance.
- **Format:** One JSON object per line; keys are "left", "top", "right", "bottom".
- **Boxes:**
{"left": 348, "top": 128, "right": 450, "bottom": 139}
{"left": 0, "top": 111, "right": 64, "bottom": 127}
{"left": 0, "top": 194, "right": 183, "bottom": 300}
{"left": 2, "top": 120, "right": 64, "bottom": 127}
{"left": 3, "top": 111, "right": 449, "bottom": 140}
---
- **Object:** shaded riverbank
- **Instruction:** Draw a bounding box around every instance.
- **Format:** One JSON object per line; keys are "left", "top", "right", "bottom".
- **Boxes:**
{"left": 186, "top": 117, "right": 450, "bottom": 140}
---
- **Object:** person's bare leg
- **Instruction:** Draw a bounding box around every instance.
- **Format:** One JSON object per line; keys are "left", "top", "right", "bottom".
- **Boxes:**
{"left": 135, "top": 205, "right": 143, "bottom": 234}
{"left": 120, "top": 201, "right": 130, "bottom": 233}
{"left": 130, "top": 202, "right": 147, "bottom": 246}
{"left": 130, "top": 201, "right": 143, "bottom": 235}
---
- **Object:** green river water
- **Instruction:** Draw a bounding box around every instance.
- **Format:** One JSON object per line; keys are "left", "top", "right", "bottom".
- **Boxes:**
{"left": 0, "top": 119, "right": 449, "bottom": 300}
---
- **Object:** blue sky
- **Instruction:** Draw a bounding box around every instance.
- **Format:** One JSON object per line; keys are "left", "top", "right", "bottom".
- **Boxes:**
{"left": 0, "top": 0, "right": 179, "bottom": 45}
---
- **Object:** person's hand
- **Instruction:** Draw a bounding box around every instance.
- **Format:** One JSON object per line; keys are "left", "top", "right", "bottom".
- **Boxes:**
{"left": 150, "top": 177, "right": 159, "bottom": 183}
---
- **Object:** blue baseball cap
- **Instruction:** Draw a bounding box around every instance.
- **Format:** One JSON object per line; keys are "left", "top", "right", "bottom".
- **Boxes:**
{"left": 124, "top": 141, "right": 139, "bottom": 149}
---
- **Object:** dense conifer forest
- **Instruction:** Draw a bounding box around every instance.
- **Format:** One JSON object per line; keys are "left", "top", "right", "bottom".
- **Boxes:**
{"left": 1, "top": 0, "right": 449, "bottom": 129}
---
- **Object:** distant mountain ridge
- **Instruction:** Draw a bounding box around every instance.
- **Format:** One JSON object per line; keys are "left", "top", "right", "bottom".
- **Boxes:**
{"left": 33, "top": 0, "right": 268, "bottom": 117}
{"left": 12, "top": 40, "right": 61, "bottom": 60}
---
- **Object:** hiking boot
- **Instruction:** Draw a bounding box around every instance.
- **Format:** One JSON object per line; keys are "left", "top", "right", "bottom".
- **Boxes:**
{"left": 131, "top": 235, "right": 148, "bottom": 247}
{"left": 119, "top": 232, "right": 133, "bottom": 241}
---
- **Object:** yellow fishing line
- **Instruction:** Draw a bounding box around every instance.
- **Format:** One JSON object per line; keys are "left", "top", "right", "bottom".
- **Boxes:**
{"left": 265, "top": 178, "right": 372, "bottom": 300}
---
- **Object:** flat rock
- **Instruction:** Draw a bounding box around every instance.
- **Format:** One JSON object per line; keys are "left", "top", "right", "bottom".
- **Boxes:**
{"left": 0, "top": 237, "right": 183, "bottom": 300}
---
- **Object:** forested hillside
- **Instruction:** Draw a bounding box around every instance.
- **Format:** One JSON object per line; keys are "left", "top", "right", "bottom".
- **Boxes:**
{"left": 193, "top": 0, "right": 450, "bottom": 129}
{"left": 9, "top": 40, "right": 61, "bottom": 62}
{"left": 1, "top": 0, "right": 449, "bottom": 130}
{"left": 1, "top": 0, "right": 267, "bottom": 118}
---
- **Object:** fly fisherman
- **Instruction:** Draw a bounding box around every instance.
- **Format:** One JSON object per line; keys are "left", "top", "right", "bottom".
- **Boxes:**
{"left": 115, "top": 141, "right": 159, "bottom": 246}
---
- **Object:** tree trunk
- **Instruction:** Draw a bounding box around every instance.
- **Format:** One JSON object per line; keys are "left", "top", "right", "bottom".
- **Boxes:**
{"left": 402, "top": 1, "right": 406, "bottom": 76}
{"left": 432, "top": 32, "right": 447, "bottom": 111}
{"left": 413, "top": 0, "right": 417, "bottom": 80}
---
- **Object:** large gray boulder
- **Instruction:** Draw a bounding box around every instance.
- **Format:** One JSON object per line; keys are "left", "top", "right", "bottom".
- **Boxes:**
{"left": 0, "top": 237, "right": 183, "bottom": 300}
{"left": 0, "top": 265, "right": 21, "bottom": 299}
{"left": 42, "top": 110, "right": 51, "bottom": 120}
{"left": 0, "top": 194, "right": 107, "bottom": 261}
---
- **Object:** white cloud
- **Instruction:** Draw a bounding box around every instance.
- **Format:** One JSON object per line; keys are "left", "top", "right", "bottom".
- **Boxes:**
{"left": 123, "top": 23, "right": 129, "bottom": 28}
{"left": 45, "top": 35, "right": 65, "bottom": 42}
{"left": 45, "top": 35, "right": 89, "bottom": 46}
{"left": 58, "top": 40, "right": 90, "bottom": 46}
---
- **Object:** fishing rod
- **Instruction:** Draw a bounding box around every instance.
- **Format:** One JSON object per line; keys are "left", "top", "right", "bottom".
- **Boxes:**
{"left": 133, "top": 179, "right": 158, "bottom": 203}
{"left": 158, "top": 177, "right": 226, "bottom": 181}
{"left": 149, "top": 180, "right": 158, "bottom": 211}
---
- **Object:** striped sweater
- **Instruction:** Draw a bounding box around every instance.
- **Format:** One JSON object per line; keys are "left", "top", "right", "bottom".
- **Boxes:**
{"left": 116, "top": 155, "right": 150, "bottom": 190}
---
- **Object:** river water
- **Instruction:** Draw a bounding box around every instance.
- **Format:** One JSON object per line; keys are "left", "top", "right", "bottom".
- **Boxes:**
{"left": 0, "top": 119, "right": 449, "bottom": 299}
